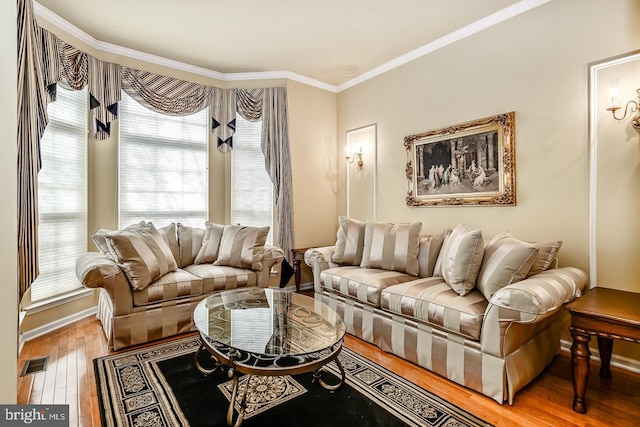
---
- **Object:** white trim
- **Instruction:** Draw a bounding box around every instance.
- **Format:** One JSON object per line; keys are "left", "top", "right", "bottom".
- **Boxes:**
{"left": 336, "top": 0, "right": 552, "bottom": 91}
{"left": 560, "top": 339, "right": 640, "bottom": 375}
{"left": 23, "top": 287, "right": 94, "bottom": 315}
{"left": 587, "top": 50, "right": 640, "bottom": 288}
{"left": 34, "top": 0, "right": 551, "bottom": 94}
{"left": 19, "top": 306, "right": 98, "bottom": 353}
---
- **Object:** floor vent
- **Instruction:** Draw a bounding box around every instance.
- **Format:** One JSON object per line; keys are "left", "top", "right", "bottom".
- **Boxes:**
{"left": 20, "top": 356, "right": 50, "bottom": 376}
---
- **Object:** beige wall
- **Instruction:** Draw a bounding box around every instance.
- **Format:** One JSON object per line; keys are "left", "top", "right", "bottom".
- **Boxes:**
{"left": 1, "top": 0, "right": 18, "bottom": 403}
{"left": 337, "top": 0, "right": 640, "bottom": 358}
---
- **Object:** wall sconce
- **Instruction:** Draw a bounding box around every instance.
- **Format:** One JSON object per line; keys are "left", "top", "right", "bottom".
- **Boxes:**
{"left": 606, "top": 79, "right": 640, "bottom": 133}
{"left": 345, "top": 146, "right": 364, "bottom": 169}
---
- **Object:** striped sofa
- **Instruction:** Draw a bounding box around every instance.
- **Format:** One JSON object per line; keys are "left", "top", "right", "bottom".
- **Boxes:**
{"left": 304, "top": 220, "right": 588, "bottom": 404}
{"left": 76, "top": 222, "right": 284, "bottom": 350}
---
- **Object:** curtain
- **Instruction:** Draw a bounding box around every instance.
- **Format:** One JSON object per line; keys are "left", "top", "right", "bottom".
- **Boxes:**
{"left": 261, "top": 88, "right": 295, "bottom": 262}
{"left": 17, "top": 0, "right": 48, "bottom": 298}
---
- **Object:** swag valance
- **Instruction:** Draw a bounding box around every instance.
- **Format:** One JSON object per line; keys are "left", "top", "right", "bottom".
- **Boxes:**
{"left": 17, "top": 0, "right": 294, "bottom": 297}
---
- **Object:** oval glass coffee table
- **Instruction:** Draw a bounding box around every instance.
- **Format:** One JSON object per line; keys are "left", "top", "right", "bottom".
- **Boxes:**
{"left": 193, "top": 287, "right": 346, "bottom": 427}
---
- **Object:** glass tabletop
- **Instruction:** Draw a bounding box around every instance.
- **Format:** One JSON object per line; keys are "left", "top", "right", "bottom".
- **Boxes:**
{"left": 193, "top": 288, "right": 345, "bottom": 358}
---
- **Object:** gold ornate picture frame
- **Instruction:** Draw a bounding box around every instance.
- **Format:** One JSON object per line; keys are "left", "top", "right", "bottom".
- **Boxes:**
{"left": 405, "top": 112, "right": 516, "bottom": 207}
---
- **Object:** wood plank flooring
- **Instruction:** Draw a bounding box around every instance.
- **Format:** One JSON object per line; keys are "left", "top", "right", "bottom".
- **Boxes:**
{"left": 17, "top": 315, "right": 640, "bottom": 426}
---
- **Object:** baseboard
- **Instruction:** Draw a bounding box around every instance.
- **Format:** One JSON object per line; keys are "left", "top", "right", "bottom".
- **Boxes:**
{"left": 18, "top": 306, "right": 98, "bottom": 354}
{"left": 560, "top": 339, "right": 640, "bottom": 375}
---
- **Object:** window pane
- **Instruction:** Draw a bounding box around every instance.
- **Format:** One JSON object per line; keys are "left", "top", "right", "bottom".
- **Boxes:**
{"left": 231, "top": 116, "right": 273, "bottom": 244}
{"left": 119, "top": 92, "right": 208, "bottom": 228}
{"left": 31, "top": 86, "right": 87, "bottom": 302}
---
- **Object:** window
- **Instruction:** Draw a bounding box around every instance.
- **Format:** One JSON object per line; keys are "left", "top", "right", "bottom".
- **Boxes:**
{"left": 31, "top": 85, "right": 87, "bottom": 303}
{"left": 231, "top": 115, "right": 274, "bottom": 244}
{"left": 119, "top": 92, "right": 208, "bottom": 228}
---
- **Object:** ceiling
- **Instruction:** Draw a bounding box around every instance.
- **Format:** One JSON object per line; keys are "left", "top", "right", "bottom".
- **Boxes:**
{"left": 35, "top": 0, "right": 546, "bottom": 89}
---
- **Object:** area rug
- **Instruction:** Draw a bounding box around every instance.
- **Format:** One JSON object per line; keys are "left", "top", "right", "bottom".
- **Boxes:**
{"left": 94, "top": 335, "right": 492, "bottom": 427}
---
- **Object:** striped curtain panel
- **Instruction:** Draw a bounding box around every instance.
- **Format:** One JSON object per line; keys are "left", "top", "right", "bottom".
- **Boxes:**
{"left": 262, "top": 88, "right": 295, "bottom": 262}
{"left": 17, "top": 0, "right": 48, "bottom": 297}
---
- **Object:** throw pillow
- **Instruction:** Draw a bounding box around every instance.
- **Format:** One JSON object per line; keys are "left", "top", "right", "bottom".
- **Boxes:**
{"left": 476, "top": 232, "right": 540, "bottom": 301}
{"left": 360, "top": 221, "right": 422, "bottom": 276}
{"left": 194, "top": 222, "right": 225, "bottom": 264}
{"left": 156, "top": 222, "right": 180, "bottom": 266}
{"left": 527, "top": 240, "right": 563, "bottom": 277}
{"left": 331, "top": 216, "right": 366, "bottom": 266}
{"left": 105, "top": 223, "right": 178, "bottom": 290}
{"left": 439, "top": 223, "right": 485, "bottom": 296}
{"left": 214, "top": 224, "right": 270, "bottom": 270}
{"left": 177, "top": 223, "right": 206, "bottom": 268}
{"left": 91, "top": 228, "right": 113, "bottom": 259}
{"left": 91, "top": 221, "right": 146, "bottom": 260}
{"left": 417, "top": 229, "right": 450, "bottom": 278}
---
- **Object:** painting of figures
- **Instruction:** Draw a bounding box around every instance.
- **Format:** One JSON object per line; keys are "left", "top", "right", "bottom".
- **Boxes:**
{"left": 405, "top": 112, "right": 516, "bottom": 206}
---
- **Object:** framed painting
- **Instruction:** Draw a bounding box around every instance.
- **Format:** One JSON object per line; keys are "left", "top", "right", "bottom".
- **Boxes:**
{"left": 404, "top": 111, "right": 516, "bottom": 207}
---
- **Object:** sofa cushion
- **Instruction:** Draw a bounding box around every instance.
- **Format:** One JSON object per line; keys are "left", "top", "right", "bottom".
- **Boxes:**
{"left": 526, "top": 240, "right": 562, "bottom": 277}
{"left": 91, "top": 221, "right": 147, "bottom": 261}
{"left": 156, "top": 222, "right": 180, "bottom": 266}
{"left": 214, "top": 224, "right": 270, "bottom": 270}
{"left": 439, "top": 224, "right": 485, "bottom": 296}
{"left": 360, "top": 221, "right": 422, "bottom": 276}
{"left": 132, "top": 268, "right": 203, "bottom": 306}
{"left": 177, "top": 223, "right": 206, "bottom": 268}
{"left": 194, "top": 222, "right": 225, "bottom": 264}
{"left": 92, "top": 228, "right": 115, "bottom": 261}
{"left": 380, "top": 277, "right": 488, "bottom": 341}
{"left": 476, "top": 232, "right": 539, "bottom": 301}
{"left": 332, "top": 216, "right": 366, "bottom": 266}
{"left": 417, "top": 230, "right": 450, "bottom": 278}
{"left": 185, "top": 264, "right": 257, "bottom": 292}
{"left": 320, "top": 266, "right": 416, "bottom": 307}
{"left": 106, "top": 223, "right": 178, "bottom": 290}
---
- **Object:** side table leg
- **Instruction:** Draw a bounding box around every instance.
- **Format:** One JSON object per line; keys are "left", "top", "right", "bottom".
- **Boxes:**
{"left": 597, "top": 336, "right": 613, "bottom": 380}
{"left": 570, "top": 328, "right": 591, "bottom": 414}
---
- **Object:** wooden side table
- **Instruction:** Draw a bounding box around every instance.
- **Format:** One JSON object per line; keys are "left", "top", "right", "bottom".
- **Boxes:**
{"left": 565, "top": 287, "right": 640, "bottom": 414}
{"left": 291, "top": 248, "right": 310, "bottom": 292}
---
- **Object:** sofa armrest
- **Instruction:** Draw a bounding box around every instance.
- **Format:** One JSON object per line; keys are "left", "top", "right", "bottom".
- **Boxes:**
{"left": 256, "top": 245, "right": 285, "bottom": 287}
{"left": 481, "top": 267, "right": 588, "bottom": 357}
{"left": 75, "top": 252, "right": 134, "bottom": 316}
{"left": 304, "top": 246, "right": 338, "bottom": 294}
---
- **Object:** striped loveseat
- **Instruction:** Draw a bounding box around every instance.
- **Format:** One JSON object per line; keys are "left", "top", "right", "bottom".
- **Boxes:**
{"left": 76, "top": 221, "right": 284, "bottom": 350}
{"left": 304, "top": 218, "right": 588, "bottom": 404}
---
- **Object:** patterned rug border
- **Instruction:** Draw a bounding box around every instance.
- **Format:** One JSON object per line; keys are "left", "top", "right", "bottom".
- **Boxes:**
{"left": 94, "top": 335, "right": 492, "bottom": 427}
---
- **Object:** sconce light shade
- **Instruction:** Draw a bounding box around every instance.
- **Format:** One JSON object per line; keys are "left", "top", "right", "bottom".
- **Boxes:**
{"left": 607, "top": 81, "right": 640, "bottom": 133}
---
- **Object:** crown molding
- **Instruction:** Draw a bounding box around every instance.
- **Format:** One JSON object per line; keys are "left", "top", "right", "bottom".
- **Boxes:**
{"left": 35, "top": 0, "right": 551, "bottom": 94}
{"left": 337, "top": 0, "right": 553, "bottom": 91}
{"left": 33, "top": 1, "right": 338, "bottom": 92}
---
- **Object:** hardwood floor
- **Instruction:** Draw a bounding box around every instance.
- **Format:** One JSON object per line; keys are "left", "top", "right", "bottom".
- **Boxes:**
{"left": 17, "top": 315, "right": 640, "bottom": 427}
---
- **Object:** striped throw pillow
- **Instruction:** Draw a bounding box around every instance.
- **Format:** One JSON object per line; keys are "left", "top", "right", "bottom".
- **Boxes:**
{"left": 477, "top": 232, "right": 539, "bottom": 301}
{"left": 214, "top": 224, "right": 270, "bottom": 271}
{"left": 193, "top": 222, "right": 225, "bottom": 265}
{"left": 360, "top": 221, "right": 422, "bottom": 276}
{"left": 526, "top": 240, "right": 562, "bottom": 277}
{"left": 439, "top": 223, "right": 485, "bottom": 296}
{"left": 331, "top": 216, "right": 366, "bottom": 266}
{"left": 417, "top": 229, "right": 450, "bottom": 278}
{"left": 156, "top": 222, "right": 180, "bottom": 266}
{"left": 177, "top": 223, "right": 206, "bottom": 268}
{"left": 105, "top": 224, "right": 178, "bottom": 290}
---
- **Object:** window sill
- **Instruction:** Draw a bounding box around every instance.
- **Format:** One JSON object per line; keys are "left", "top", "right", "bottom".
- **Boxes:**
{"left": 22, "top": 288, "right": 95, "bottom": 315}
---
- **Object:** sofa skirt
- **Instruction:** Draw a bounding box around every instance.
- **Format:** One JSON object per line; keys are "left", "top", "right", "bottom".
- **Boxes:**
{"left": 317, "top": 290, "right": 562, "bottom": 404}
